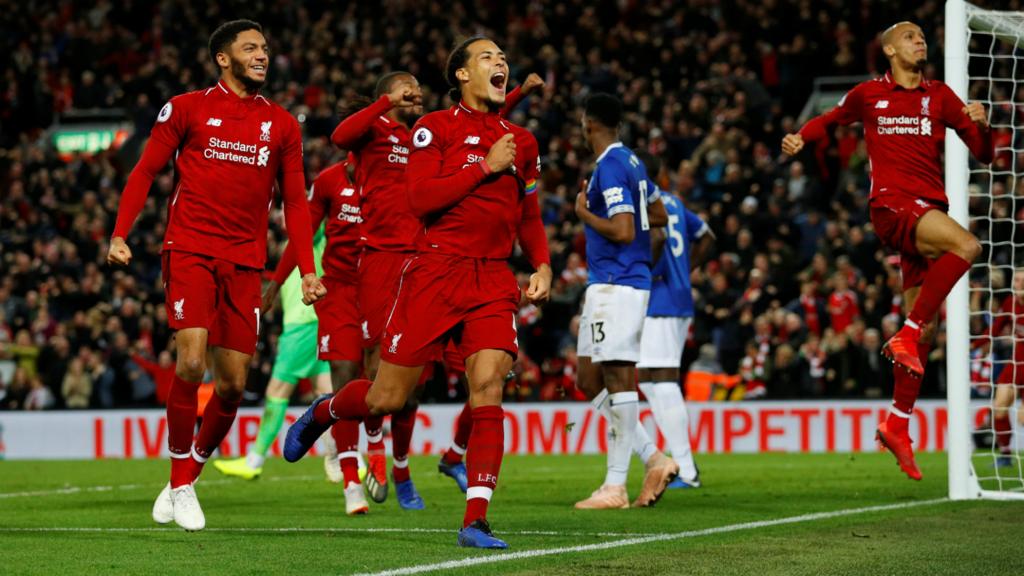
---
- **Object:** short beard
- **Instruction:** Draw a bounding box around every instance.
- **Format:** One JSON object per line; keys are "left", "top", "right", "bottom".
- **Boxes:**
{"left": 913, "top": 58, "right": 927, "bottom": 72}
{"left": 230, "top": 57, "right": 265, "bottom": 93}
{"left": 396, "top": 107, "right": 421, "bottom": 126}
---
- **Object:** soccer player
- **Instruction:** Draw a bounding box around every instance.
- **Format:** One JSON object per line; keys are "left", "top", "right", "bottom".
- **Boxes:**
{"left": 331, "top": 71, "right": 540, "bottom": 507}
{"left": 266, "top": 159, "right": 370, "bottom": 514}
{"left": 107, "top": 20, "right": 324, "bottom": 531}
{"left": 629, "top": 155, "right": 715, "bottom": 506}
{"left": 572, "top": 93, "right": 666, "bottom": 509}
{"left": 212, "top": 224, "right": 338, "bottom": 483}
{"left": 782, "top": 21, "right": 993, "bottom": 480}
{"left": 986, "top": 269, "right": 1024, "bottom": 467}
{"left": 284, "top": 35, "right": 551, "bottom": 549}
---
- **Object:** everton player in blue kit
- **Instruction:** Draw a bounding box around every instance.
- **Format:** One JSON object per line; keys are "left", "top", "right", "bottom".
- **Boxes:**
{"left": 630, "top": 154, "right": 714, "bottom": 506}
{"left": 574, "top": 93, "right": 667, "bottom": 510}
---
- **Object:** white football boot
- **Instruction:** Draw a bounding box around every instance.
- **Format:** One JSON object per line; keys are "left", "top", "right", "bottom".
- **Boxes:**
{"left": 171, "top": 484, "right": 206, "bottom": 531}
{"left": 152, "top": 482, "right": 174, "bottom": 524}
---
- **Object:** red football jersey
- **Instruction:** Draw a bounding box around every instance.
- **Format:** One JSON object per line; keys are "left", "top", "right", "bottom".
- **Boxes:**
{"left": 405, "top": 102, "right": 540, "bottom": 260}
{"left": 274, "top": 162, "right": 361, "bottom": 283}
{"left": 991, "top": 294, "right": 1024, "bottom": 351}
{"left": 114, "top": 81, "right": 309, "bottom": 270}
{"left": 800, "top": 71, "right": 993, "bottom": 204}
{"left": 827, "top": 289, "right": 860, "bottom": 333}
{"left": 332, "top": 96, "right": 418, "bottom": 252}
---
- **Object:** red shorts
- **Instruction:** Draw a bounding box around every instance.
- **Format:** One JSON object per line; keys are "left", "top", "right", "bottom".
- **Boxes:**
{"left": 996, "top": 360, "right": 1024, "bottom": 388}
{"left": 162, "top": 250, "right": 261, "bottom": 355}
{"left": 380, "top": 254, "right": 521, "bottom": 367}
{"left": 869, "top": 193, "right": 946, "bottom": 290}
{"left": 443, "top": 341, "right": 467, "bottom": 373}
{"left": 314, "top": 276, "right": 363, "bottom": 362}
{"left": 358, "top": 249, "right": 413, "bottom": 347}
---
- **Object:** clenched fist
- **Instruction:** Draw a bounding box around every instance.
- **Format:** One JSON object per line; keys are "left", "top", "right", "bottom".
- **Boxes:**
{"left": 107, "top": 237, "right": 132, "bottom": 266}
{"left": 485, "top": 133, "right": 517, "bottom": 173}
{"left": 781, "top": 133, "right": 805, "bottom": 156}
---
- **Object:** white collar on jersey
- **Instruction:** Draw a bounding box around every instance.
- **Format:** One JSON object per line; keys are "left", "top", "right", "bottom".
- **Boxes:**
{"left": 595, "top": 141, "right": 624, "bottom": 164}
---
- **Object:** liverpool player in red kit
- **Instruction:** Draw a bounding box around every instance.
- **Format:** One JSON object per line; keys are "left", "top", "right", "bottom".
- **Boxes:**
{"left": 107, "top": 20, "right": 324, "bottom": 531}
{"left": 285, "top": 36, "right": 551, "bottom": 548}
{"left": 266, "top": 159, "right": 369, "bottom": 514}
{"left": 783, "top": 21, "right": 993, "bottom": 480}
{"left": 329, "top": 72, "right": 426, "bottom": 508}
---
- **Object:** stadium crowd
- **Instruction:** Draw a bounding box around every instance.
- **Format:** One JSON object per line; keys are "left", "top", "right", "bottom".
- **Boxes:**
{"left": 0, "top": 0, "right": 1004, "bottom": 410}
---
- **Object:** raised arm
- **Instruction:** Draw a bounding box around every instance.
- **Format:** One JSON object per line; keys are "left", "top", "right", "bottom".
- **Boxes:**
{"left": 783, "top": 84, "right": 865, "bottom": 156}
{"left": 940, "top": 84, "right": 994, "bottom": 165}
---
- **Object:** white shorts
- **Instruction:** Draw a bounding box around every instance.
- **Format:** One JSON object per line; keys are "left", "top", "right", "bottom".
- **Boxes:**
{"left": 577, "top": 283, "right": 650, "bottom": 363}
{"left": 637, "top": 316, "right": 692, "bottom": 369}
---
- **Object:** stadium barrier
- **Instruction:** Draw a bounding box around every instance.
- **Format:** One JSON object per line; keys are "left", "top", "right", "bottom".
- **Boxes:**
{"left": 0, "top": 400, "right": 998, "bottom": 460}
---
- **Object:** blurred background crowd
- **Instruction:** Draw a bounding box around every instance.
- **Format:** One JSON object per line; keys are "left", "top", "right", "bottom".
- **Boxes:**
{"left": 1, "top": 0, "right": 1019, "bottom": 410}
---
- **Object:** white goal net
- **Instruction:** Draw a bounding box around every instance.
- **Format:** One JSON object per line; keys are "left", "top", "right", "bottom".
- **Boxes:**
{"left": 947, "top": 0, "right": 1024, "bottom": 500}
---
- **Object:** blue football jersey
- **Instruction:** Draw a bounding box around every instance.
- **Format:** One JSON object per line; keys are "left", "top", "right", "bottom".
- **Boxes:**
{"left": 647, "top": 193, "right": 708, "bottom": 317}
{"left": 584, "top": 142, "right": 658, "bottom": 289}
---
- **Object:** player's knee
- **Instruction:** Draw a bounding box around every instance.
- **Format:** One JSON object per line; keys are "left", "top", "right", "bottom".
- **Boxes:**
{"left": 958, "top": 235, "right": 982, "bottom": 262}
{"left": 470, "top": 372, "right": 504, "bottom": 405}
{"left": 175, "top": 357, "right": 205, "bottom": 381}
{"left": 365, "top": 391, "right": 403, "bottom": 415}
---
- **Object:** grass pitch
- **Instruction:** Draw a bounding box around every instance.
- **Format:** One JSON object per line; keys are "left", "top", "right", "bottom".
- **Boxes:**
{"left": 1, "top": 452, "right": 1022, "bottom": 575}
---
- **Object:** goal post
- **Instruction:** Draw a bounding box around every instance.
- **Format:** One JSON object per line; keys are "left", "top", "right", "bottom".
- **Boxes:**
{"left": 946, "top": 0, "right": 1024, "bottom": 501}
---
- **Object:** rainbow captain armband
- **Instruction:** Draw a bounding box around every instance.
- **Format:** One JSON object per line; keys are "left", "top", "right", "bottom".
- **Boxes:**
{"left": 524, "top": 178, "right": 538, "bottom": 194}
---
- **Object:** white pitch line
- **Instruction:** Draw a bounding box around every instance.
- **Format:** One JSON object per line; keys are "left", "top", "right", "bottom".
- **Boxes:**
{"left": 0, "top": 475, "right": 322, "bottom": 500}
{"left": 0, "top": 526, "right": 643, "bottom": 538}
{"left": 352, "top": 498, "right": 951, "bottom": 576}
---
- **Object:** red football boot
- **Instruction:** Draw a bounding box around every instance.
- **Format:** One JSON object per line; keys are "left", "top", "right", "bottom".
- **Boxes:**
{"left": 882, "top": 327, "right": 923, "bottom": 379}
{"left": 876, "top": 419, "right": 923, "bottom": 481}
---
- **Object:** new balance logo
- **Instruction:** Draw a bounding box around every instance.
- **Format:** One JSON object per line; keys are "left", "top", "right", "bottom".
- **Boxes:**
{"left": 915, "top": 199, "right": 929, "bottom": 209}
{"left": 320, "top": 335, "right": 330, "bottom": 353}
{"left": 464, "top": 136, "right": 480, "bottom": 145}
{"left": 340, "top": 187, "right": 356, "bottom": 197}
{"left": 388, "top": 333, "right": 402, "bottom": 354}
{"left": 173, "top": 299, "right": 185, "bottom": 321}
{"left": 206, "top": 118, "right": 222, "bottom": 127}
{"left": 388, "top": 135, "right": 400, "bottom": 144}
{"left": 875, "top": 100, "right": 889, "bottom": 109}
{"left": 361, "top": 321, "right": 370, "bottom": 341}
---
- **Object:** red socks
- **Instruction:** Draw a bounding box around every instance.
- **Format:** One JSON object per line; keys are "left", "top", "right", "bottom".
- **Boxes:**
{"left": 167, "top": 375, "right": 200, "bottom": 488}
{"left": 444, "top": 401, "right": 473, "bottom": 465}
{"left": 892, "top": 342, "right": 931, "bottom": 415}
{"left": 464, "top": 405, "right": 504, "bottom": 528}
{"left": 995, "top": 413, "right": 1013, "bottom": 454}
{"left": 391, "top": 404, "right": 418, "bottom": 483}
{"left": 907, "top": 252, "right": 971, "bottom": 327}
{"left": 314, "top": 378, "right": 373, "bottom": 424}
{"left": 190, "top": 391, "right": 240, "bottom": 480}
{"left": 332, "top": 419, "right": 362, "bottom": 486}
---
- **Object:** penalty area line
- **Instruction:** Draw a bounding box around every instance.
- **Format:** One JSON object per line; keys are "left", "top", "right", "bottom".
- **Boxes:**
{"left": 352, "top": 498, "right": 950, "bottom": 576}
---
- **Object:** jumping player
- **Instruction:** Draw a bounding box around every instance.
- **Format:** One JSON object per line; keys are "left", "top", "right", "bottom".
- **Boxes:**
{"left": 285, "top": 36, "right": 551, "bottom": 549}
{"left": 107, "top": 20, "right": 324, "bottom": 531}
{"left": 783, "top": 21, "right": 993, "bottom": 480}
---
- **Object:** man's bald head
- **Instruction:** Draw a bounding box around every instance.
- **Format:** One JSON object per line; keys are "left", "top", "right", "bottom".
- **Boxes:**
{"left": 881, "top": 21, "right": 927, "bottom": 70}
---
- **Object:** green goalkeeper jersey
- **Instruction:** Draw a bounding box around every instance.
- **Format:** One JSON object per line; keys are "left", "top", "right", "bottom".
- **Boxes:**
{"left": 280, "top": 224, "right": 327, "bottom": 326}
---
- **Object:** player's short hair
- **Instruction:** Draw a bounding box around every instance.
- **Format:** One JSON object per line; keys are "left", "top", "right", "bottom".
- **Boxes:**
{"left": 208, "top": 20, "right": 263, "bottom": 67}
{"left": 584, "top": 93, "right": 623, "bottom": 130}
{"left": 445, "top": 35, "right": 489, "bottom": 101}
{"left": 374, "top": 71, "right": 413, "bottom": 99}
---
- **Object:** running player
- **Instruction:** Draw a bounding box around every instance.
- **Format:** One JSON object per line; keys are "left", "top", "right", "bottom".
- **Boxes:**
{"left": 783, "top": 21, "right": 993, "bottom": 480}
{"left": 212, "top": 224, "right": 338, "bottom": 482}
{"left": 331, "top": 71, "right": 539, "bottom": 507}
{"left": 285, "top": 36, "right": 551, "bottom": 549}
{"left": 107, "top": 20, "right": 324, "bottom": 531}
{"left": 572, "top": 93, "right": 665, "bottom": 509}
